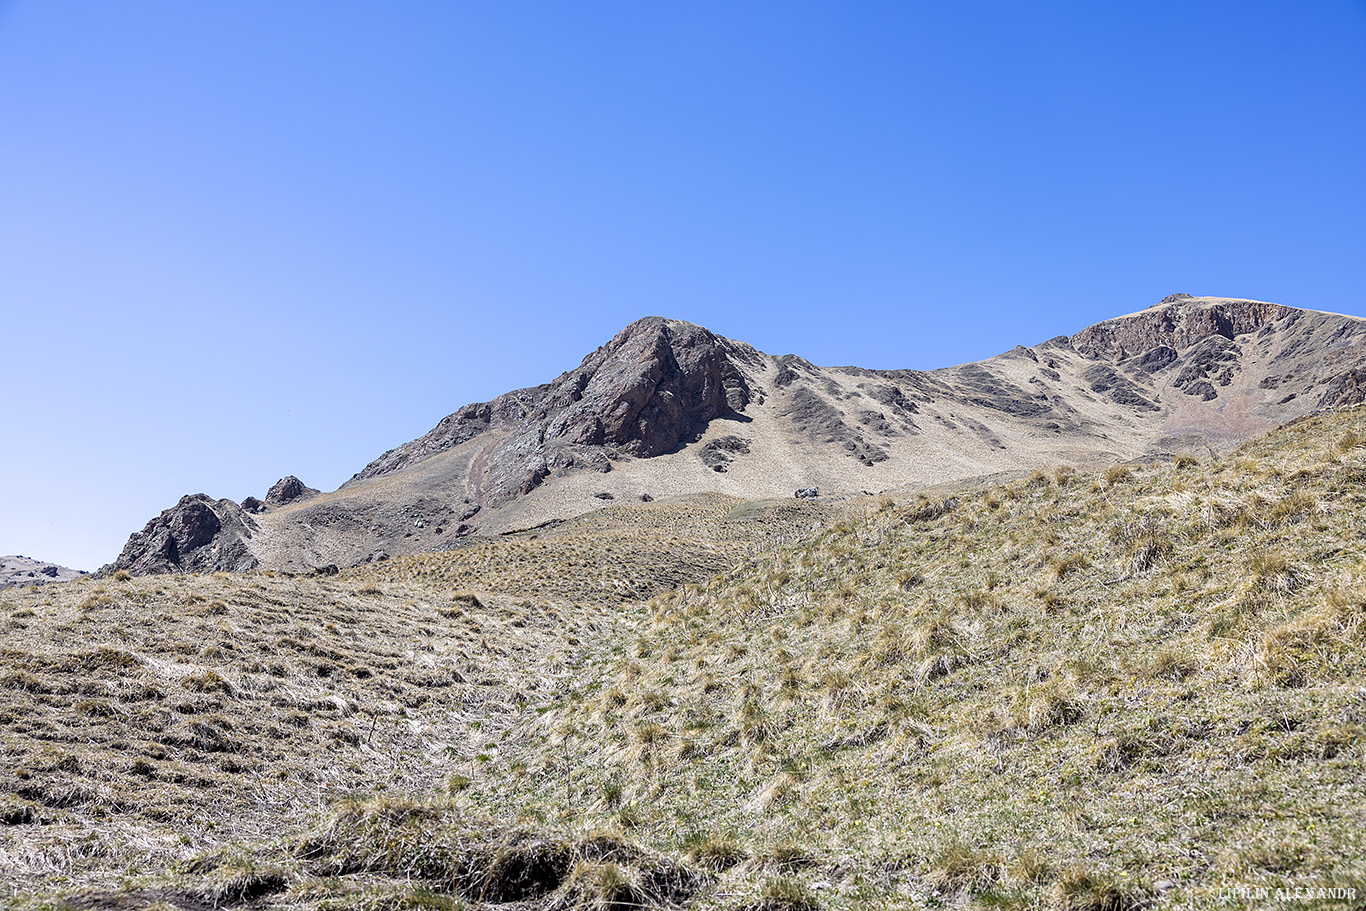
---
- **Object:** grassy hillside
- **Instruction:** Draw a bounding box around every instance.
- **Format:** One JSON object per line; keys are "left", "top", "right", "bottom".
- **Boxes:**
{"left": 6, "top": 411, "right": 1366, "bottom": 909}
{"left": 0, "top": 572, "right": 622, "bottom": 903}
{"left": 349, "top": 492, "right": 841, "bottom": 604}
{"left": 459, "top": 408, "right": 1366, "bottom": 909}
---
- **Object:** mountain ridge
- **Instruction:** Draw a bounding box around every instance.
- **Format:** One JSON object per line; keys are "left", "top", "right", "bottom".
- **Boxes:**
{"left": 0, "top": 555, "right": 87, "bottom": 588}
{"left": 101, "top": 295, "right": 1366, "bottom": 576}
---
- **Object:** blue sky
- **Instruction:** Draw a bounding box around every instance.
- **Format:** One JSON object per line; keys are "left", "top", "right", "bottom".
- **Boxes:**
{"left": 2, "top": 1, "right": 1363, "bottom": 570}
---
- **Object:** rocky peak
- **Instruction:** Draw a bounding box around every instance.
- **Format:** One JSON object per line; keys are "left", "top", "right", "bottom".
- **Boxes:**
{"left": 534, "top": 317, "right": 754, "bottom": 457}
{"left": 1070, "top": 296, "right": 1296, "bottom": 361}
{"left": 467, "top": 317, "right": 756, "bottom": 506}
{"left": 100, "top": 494, "right": 259, "bottom": 577}
{"left": 266, "top": 476, "right": 318, "bottom": 506}
{"left": 352, "top": 317, "right": 757, "bottom": 502}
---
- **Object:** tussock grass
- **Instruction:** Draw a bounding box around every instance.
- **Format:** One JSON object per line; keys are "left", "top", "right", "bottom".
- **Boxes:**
{"left": 349, "top": 492, "right": 842, "bottom": 605}
{"left": 0, "top": 571, "right": 615, "bottom": 902}
{"left": 472, "top": 409, "right": 1366, "bottom": 910}
{"left": 10, "top": 410, "right": 1366, "bottom": 909}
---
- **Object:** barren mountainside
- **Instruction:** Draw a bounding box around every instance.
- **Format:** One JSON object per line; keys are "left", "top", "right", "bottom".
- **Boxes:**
{"left": 104, "top": 295, "right": 1366, "bottom": 576}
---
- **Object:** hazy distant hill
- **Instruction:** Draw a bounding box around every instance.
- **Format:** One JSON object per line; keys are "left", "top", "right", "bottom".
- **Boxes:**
{"left": 103, "top": 294, "right": 1366, "bottom": 575}
{"left": 0, "top": 555, "right": 85, "bottom": 588}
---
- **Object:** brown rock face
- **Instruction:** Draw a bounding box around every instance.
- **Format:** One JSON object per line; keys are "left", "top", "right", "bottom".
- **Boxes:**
{"left": 1320, "top": 369, "right": 1366, "bottom": 408}
{"left": 536, "top": 316, "right": 753, "bottom": 454}
{"left": 353, "top": 317, "right": 756, "bottom": 506}
{"left": 1070, "top": 298, "right": 1297, "bottom": 361}
{"left": 101, "top": 495, "right": 259, "bottom": 576}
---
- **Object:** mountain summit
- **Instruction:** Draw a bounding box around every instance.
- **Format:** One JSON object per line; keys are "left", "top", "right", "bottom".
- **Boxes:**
{"left": 351, "top": 317, "right": 757, "bottom": 504}
{"left": 103, "top": 296, "right": 1366, "bottom": 576}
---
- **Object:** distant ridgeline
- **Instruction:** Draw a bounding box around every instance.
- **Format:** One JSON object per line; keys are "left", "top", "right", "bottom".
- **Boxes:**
{"left": 101, "top": 297, "right": 1366, "bottom": 577}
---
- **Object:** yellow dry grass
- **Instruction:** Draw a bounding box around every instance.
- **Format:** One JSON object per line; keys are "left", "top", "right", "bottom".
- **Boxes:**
{"left": 5, "top": 410, "right": 1366, "bottom": 909}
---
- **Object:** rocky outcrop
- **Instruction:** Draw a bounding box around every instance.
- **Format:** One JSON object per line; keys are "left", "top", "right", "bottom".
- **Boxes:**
{"left": 1320, "top": 369, "right": 1366, "bottom": 408}
{"left": 351, "top": 390, "right": 545, "bottom": 480}
{"left": 353, "top": 317, "right": 757, "bottom": 506}
{"left": 266, "top": 476, "right": 318, "bottom": 506}
{"left": 101, "top": 495, "right": 259, "bottom": 576}
{"left": 699, "top": 435, "right": 751, "bottom": 472}
{"left": 1070, "top": 297, "right": 1296, "bottom": 361}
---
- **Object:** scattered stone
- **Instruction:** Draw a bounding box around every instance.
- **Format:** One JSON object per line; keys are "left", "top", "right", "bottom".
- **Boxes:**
{"left": 1132, "top": 345, "right": 1179, "bottom": 373}
{"left": 640, "top": 493, "right": 654, "bottom": 502}
{"left": 781, "top": 387, "right": 890, "bottom": 465}
{"left": 1320, "top": 369, "right": 1366, "bottom": 408}
{"left": 795, "top": 487, "right": 819, "bottom": 499}
{"left": 594, "top": 492, "right": 615, "bottom": 500}
{"left": 951, "top": 363, "right": 1053, "bottom": 419}
{"left": 1173, "top": 335, "right": 1242, "bottom": 401}
{"left": 314, "top": 564, "right": 339, "bottom": 576}
{"left": 773, "top": 354, "right": 811, "bottom": 388}
{"left": 700, "top": 435, "right": 752, "bottom": 472}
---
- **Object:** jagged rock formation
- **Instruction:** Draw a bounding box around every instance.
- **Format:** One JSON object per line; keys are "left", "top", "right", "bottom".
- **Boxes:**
{"left": 352, "top": 318, "right": 755, "bottom": 505}
{"left": 103, "top": 297, "right": 1366, "bottom": 576}
{"left": 266, "top": 476, "right": 318, "bottom": 506}
{"left": 0, "top": 556, "right": 86, "bottom": 588}
{"left": 101, "top": 495, "right": 259, "bottom": 576}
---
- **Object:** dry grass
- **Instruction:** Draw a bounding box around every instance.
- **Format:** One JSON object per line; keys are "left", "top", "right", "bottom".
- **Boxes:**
{"left": 485, "top": 409, "right": 1366, "bottom": 910}
{"left": 8, "top": 410, "right": 1366, "bottom": 909}
{"left": 0, "top": 572, "right": 616, "bottom": 901}
{"left": 348, "top": 492, "right": 843, "bottom": 605}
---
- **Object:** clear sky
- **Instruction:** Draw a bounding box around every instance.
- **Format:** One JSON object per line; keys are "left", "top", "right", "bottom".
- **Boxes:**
{"left": 2, "top": 1, "right": 1363, "bottom": 571}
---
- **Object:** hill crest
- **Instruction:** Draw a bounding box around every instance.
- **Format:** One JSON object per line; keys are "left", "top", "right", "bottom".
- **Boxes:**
{"left": 102, "top": 295, "right": 1366, "bottom": 575}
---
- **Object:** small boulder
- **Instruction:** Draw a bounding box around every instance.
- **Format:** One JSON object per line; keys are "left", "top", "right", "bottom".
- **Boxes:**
{"left": 795, "top": 487, "right": 819, "bottom": 499}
